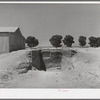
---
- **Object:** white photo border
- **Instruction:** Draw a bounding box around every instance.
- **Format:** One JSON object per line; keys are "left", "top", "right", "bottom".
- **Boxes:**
{"left": 0, "top": 1, "right": 100, "bottom": 99}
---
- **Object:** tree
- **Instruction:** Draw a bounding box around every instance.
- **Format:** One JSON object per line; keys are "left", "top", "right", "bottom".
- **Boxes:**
{"left": 88, "top": 36, "right": 100, "bottom": 47}
{"left": 63, "top": 35, "right": 74, "bottom": 47}
{"left": 49, "top": 35, "right": 62, "bottom": 48}
{"left": 78, "top": 36, "right": 86, "bottom": 47}
{"left": 96, "top": 37, "right": 100, "bottom": 47}
{"left": 26, "top": 36, "right": 39, "bottom": 48}
{"left": 88, "top": 36, "right": 97, "bottom": 47}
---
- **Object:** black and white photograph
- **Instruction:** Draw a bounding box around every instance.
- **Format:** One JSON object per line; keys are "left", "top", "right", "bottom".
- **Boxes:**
{"left": 0, "top": 2, "right": 100, "bottom": 88}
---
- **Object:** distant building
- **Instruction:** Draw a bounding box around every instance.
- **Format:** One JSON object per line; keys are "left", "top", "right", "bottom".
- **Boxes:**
{"left": 0, "top": 27, "right": 25, "bottom": 54}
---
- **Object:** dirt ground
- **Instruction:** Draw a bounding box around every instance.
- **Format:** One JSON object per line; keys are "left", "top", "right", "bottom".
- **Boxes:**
{"left": 0, "top": 47, "right": 100, "bottom": 88}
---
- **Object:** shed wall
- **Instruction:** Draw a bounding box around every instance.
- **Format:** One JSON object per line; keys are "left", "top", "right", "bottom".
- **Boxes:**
{"left": 0, "top": 34, "right": 9, "bottom": 54}
{"left": 9, "top": 31, "right": 25, "bottom": 52}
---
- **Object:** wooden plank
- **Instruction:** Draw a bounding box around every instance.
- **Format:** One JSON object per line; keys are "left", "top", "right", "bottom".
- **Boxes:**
{"left": 0, "top": 36, "right": 9, "bottom": 53}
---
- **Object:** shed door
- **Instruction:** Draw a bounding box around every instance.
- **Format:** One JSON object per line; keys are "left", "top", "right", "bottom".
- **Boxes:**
{"left": 0, "top": 36, "right": 9, "bottom": 53}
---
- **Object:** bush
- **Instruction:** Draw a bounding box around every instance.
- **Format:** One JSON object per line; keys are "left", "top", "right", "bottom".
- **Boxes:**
{"left": 78, "top": 36, "right": 86, "bottom": 47}
{"left": 26, "top": 36, "right": 39, "bottom": 48}
{"left": 89, "top": 36, "right": 98, "bottom": 47}
{"left": 63, "top": 35, "right": 74, "bottom": 47}
{"left": 96, "top": 37, "right": 100, "bottom": 47}
{"left": 49, "top": 35, "right": 62, "bottom": 48}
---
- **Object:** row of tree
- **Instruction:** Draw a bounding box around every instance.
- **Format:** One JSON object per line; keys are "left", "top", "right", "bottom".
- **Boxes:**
{"left": 49, "top": 35, "right": 100, "bottom": 48}
{"left": 26, "top": 35, "right": 100, "bottom": 48}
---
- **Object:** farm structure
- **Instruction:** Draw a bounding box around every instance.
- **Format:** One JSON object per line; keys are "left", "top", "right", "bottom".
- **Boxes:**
{"left": 0, "top": 27, "right": 25, "bottom": 54}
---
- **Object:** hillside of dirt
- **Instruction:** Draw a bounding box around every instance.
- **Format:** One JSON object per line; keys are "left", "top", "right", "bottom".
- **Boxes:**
{"left": 0, "top": 47, "right": 100, "bottom": 88}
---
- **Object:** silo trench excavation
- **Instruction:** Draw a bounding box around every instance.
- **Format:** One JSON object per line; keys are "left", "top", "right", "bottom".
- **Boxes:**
{"left": 28, "top": 49, "right": 77, "bottom": 71}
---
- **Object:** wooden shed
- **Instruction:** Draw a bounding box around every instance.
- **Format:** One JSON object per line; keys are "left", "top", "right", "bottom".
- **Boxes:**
{"left": 0, "top": 27, "right": 25, "bottom": 54}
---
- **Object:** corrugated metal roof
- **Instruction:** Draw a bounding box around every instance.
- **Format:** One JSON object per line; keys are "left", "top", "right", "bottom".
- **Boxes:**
{"left": 0, "top": 27, "right": 19, "bottom": 32}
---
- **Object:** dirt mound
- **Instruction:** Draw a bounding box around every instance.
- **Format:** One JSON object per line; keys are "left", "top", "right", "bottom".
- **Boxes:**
{"left": 1, "top": 48, "right": 100, "bottom": 88}
{"left": 0, "top": 50, "right": 35, "bottom": 83}
{"left": 61, "top": 48, "right": 100, "bottom": 87}
{"left": 17, "top": 62, "right": 33, "bottom": 74}
{"left": 72, "top": 52, "right": 100, "bottom": 82}
{"left": 61, "top": 49, "right": 77, "bottom": 70}
{"left": 62, "top": 49, "right": 77, "bottom": 58}
{"left": 61, "top": 48, "right": 97, "bottom": 71}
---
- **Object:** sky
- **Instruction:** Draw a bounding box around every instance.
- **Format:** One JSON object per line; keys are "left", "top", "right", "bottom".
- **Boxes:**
{"left": 0, "top": 4, "right": 100, "bottom": 46}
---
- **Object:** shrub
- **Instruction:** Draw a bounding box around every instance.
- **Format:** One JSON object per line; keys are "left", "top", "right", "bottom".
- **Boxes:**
{"left": 63, "top": 35, "right": 74, "bottom": 47}
{"left": 78, "top": 36, "right": 86, "bottom": 47}
{"left": 49, "top": 35, "right": 62, "bottom": 48}
{"left": 26, "top": 36, "right": 39, "bottom": 47}
{"left": 89, "top": 36, "right": 98, "bottom": 47}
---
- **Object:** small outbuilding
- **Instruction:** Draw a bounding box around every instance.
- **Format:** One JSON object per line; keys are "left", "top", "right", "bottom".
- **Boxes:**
{"left": 0, "top": 27, "right": 25, "bottom": 54}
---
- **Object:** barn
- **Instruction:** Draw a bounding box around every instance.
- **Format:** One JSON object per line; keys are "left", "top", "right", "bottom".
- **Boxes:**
{"left": 0, "top": 27, "right": 25, "bottom": 54}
